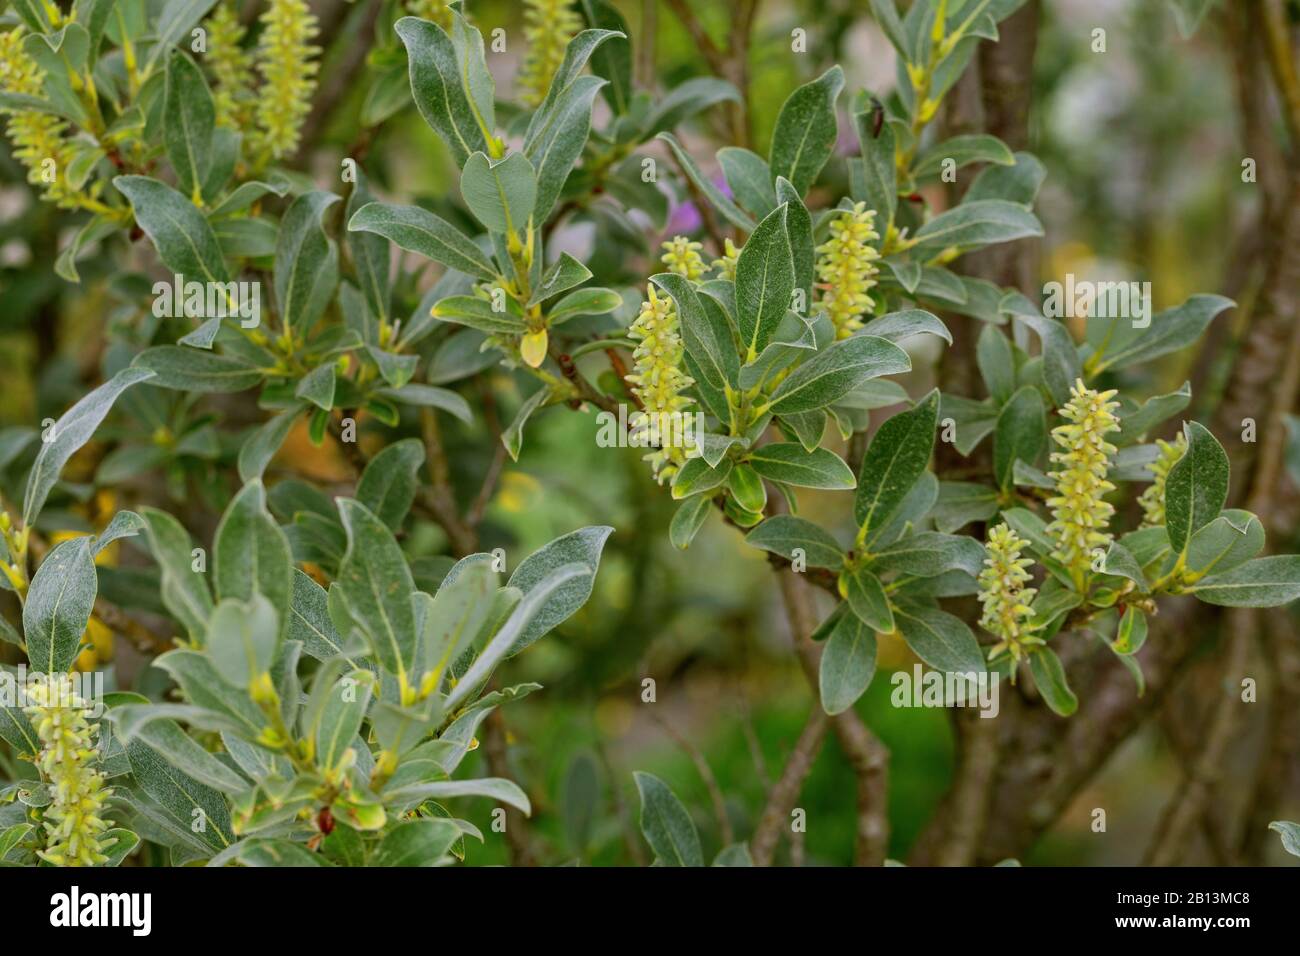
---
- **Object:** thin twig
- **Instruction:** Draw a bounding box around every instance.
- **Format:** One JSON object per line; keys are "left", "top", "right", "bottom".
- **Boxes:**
{"left": 652, "top": 711, "right": 735, "bottom": 845}
{"left": 749, "top": 706, "right": 828, "bottom": 866}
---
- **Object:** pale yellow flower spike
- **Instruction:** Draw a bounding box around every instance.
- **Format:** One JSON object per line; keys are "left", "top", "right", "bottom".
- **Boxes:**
{"left": 23, "top": 675, "right": 115, "bottom": 866}
{"left": 207, "top": 4, "right": 255, "bottom": 131}
{"left": 251, "top": 0, "right": 320, "bottom": 166}
{"left": 407, "top": 0, "right": 455, "bottom": 30}
{"left": 0, "top": 29, "right": 97, "bottom": 210}
{"left": 978, "top": 523, "right": 1043, "bottom": 675}
{"left": 712, "top": 238, "right": 740, "bottom": 280}
{"left": 626, "top": 286, "right": 696, "bottom": 482}
{"left": 518, "top": 0, "right": 581, "bottom": 108}
{"left": 661, "top": 235, "right": 707, "bottom": 281}
{"left": 1138, "top": 432, "right": 1187, "bottom": 528}
{"left": 1046, "top": 379, "right": 1122, "bottom": 590}
{"left": 815, "top": 201, "right": 881, "bottom": 339}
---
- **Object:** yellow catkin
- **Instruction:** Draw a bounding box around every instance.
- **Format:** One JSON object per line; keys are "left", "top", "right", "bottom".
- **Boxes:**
{"left": 407, "top": 0, "right": 455, "bottom": 29}
{"left": 518, "top": 0, "right": 581, "bottom": 107}
{"left": 815, "top": 201, "right": 881, "bottom": 339}
{"left": 712, "top": 237, "right": 740, "bottom": 280}
{"left": 627, "top": 286, "right": 695, "bottom": 482}
{"left": 661, "top": 235, "right": 706, "bottom": 281}
{"left": 251, "top": 0, "right": 320, "bottom": 165}
{"left": 1046, "top": 379, "right": 1121, "bottom": 588}
{"left": 206, "top": 3, "right": 255, "bottom": 130}
{"left": 23, "top": 675, "right": 114, "bottom": 866}
{"left": 0, "top": 29, "right": 87, "bottom": 209}
{"left": 978, "top": 523, "right": 1041, "bottom": 671}
{"left": 1138, "top": 432, "right": 1187, "bottom": 528}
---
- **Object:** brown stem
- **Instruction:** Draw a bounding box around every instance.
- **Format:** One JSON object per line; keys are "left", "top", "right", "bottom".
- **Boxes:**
{"left": 418, "top": 408, "right": 478, "bottom": 557}
{"left": 749, "top": 706, "right": 828, "bottom": 866}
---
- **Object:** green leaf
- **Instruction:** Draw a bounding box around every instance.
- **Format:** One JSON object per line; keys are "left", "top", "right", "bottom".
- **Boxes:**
{"left": 131, "top": 346, "right": 262, "bottom": 393}
{"left": 295, "top": 363, "right": 337, "bottom": 411}
{"left": 850, "top": 107, "right": 897, "bottom": 233}
{"left": 461, "top": 151, "right": 537, "bottom": 235}
{"left": 336, "top": 499, "right": 418, "bottom": 677}
{"left": 577, "top": 5, "right": 632, "bottom": 112}
{"left": 769, "top": 335, "right": 911, "bottom": 416}
{"left": 23, "top": 366, "right": 155, "bottom": 525}
{"left": 142, "top": 0, "right": 219, "bottom": 79}
{"left": 114, "top": 176, "right": 229, "bottom": 283}
{"left": 395, "top": 16, "right": 489, "bottom": 166}
{"left": 745, "top": 515, "right": 844, "bottom": 570}
{"left": 966, "top": 151, "right": 1046, "bottom": 206}
{"left": 713, "top": 843, "right": 754, "bottom": 866}
{"left": 213, "top": 480, "right": 293, "bottom": 638}
{"left": 993, "top": 385, "right": 1046, "bottom": 491}
{"left": 1116, "top": 381, "right": 1191, "bottom": 444}
{"left": 1009, "top": 310, "right": 1082, "bottom": 407}
{"left": 1269, "top": 821, "right": 1300, "bottom": 858}
{"left": 977, "top": 325, "right": 1016, "bottom": 404}
{"left": 669, "top": 495, "right": 712, "bottom": 550}
{"left": 153, "top": 650, "right": 267, "bottom": 740}
{"left": 748, "top": 444, "right": 855, "bottom": 489}
{"left": 1185, "top": 510, "right": 1264, "bottom": 579}
{"left": 718, "top": 147, "right": 777, "bottom": 217}
{"left": 933, "top": 481, "right": 1000, "bottom": 533}
{"left": 1189, "top": 556, "right": 1300, "bottom": 608}
{"left": 23, "top": 537, "right": 97, "bottom": 673}
{"left": 860, "top": 309, "right": 952, "bottom": 345}
{"left": 844, "top": 565, "right": 893, "bottom": 632}
{"left": 633, "top": 771, "right": 702, "bottom": 867}
{"left": 870, "top": 532, "right": 986, "bottom": 578}
{"left": 1112, "top": 605, "right": 1148, "bottom": 655}
{"left": 530, "top": 252, "right": 592, "bottom": 306}
{"left": 288, "top": 570, "right": 346, "bottom": 662}
{"left": 776, "top": 177, "right": 815, "bottom": 311}
{"left": 1086, "top": 294, "right": 1233, "bottom": 375}
{"left": 655, "top": 133, "right": 756, "bottom": 231}
{"left": 854, "top": 389, "right": 939, "bottom": 537}
{"left": 347, "top": 202, "right": 497, "bottom": 281}
{"left": 1164, "top": 421, "right": 1228, "bottom": 554}
{"left": 141, "top": 507, "right": 213, "bottom": 641}
{"left": 524, "top": 74, "right": 605, "bottom": 222}
{"left": 205, "top": 593, "right": 280, "bottom": 688}
{"left": 125, "top": 739, "right": 233, "bottom": 854}
{"left": 275, "top": 191, "right": 340, "bottom": 336}
{"left": 372, "top": 818, "right": 462, "bottom": 867}
{"left": 505, "top": 526, "right": 612, "bottom": 653}
{"left": 367, "top": 346, "right": 419, "bottom": 389}
{"left": 913, "top": 134, "right": 1014, "bottom": 178}
{"left": 1101, "top": 541, "right": 1148, "bottom": 590}
{"left": 379, "top": 384, "right": 473, "bottom": 424}
{"left": 893, "top": 605, "right": 985, "bottom": 673}
{"left": 237, "top": 408, "right": 301, "bottom": 483}
{"left": 346, "top": 171, "right": 391, "bottom": 327}
{"left": 651, "top": 273, "right": 738, "bottom": 396}
{"left": 356, "top": 437, "right": 425, "bottom": 532}
{"left": 642, "top": 76, "right": 740, "bottom": 137}
{"left": 0, "top": 704, "right": 38, "bottom": 756}
{"left": 1027, "top": 647, "right": 1078, "bottom": 716}
{"left": 735, "top": 204, "right": 794, "bottom": 358}
{"left": 113, "top": 712, "right": 248, "bottom": 795}
{"left": 414, "top": 559, "right": 496, "bottom": 689}
{"left": 503, "top": 387, "right": 550, "bottom": 461}
{"left": 431, "top": 294, "right": 527, "bottom": 334}
{"left": 313, "top": 669, "right": 375, "bottom": 774}
{"left": 768, "top": 66, "right": 844, "bottom": 195}
{"left": 162, "top": 51, "right": 215, "bottom": 202}
{"left": 819, "top": 611, "right": 878, "bottom": 715}
{"left": 910, "top": 200, "right": 1042, "bottom": 258}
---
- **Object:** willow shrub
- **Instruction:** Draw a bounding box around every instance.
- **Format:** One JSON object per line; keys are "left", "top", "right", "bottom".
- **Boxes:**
{"left": 0, "top": 0, "right": 1298, "bottom": 868}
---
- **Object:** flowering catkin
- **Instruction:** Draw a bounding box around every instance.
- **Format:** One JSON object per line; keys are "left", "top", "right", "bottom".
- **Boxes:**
{"left": 661, "top": 235, "right": 707, "bottom": 281}
{"left": 0, "top": 29, "right": 84, "bottom": 209}
{"left": 23, "top": 675, "right": 114, "bottom": 866}
{"left": 816, "top": 201, "right": 881, "bottom": 339}
{"left": 252, "top": 0, "right": 320, "bottom": 165}
{"left": 407, "top": 0, "right": 454, "bottom": 30}
{"left": 206, "top": 4, "right": 255, "bottom": 131}
{"left": 518, "top": 0, "right": 581, "bottom": 107}
{"left": 978, "top": 523, "right": 1041, "bottom": 669}
{"left": 712, "top": 238, "right": 740, "bottom": 280}
{"left": 1046, "top": 379, "right": 1121, "bottom": 588}
{"left": 627, "top": 286, "right": 695, "bottom": 481}
{"left": 1138, "top": 432, "right": 1187, "bottom": 527}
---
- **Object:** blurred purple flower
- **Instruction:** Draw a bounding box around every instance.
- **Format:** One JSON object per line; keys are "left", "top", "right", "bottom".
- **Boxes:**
{"left": 665, "top": 173, "right": 733, "bottom": 237}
